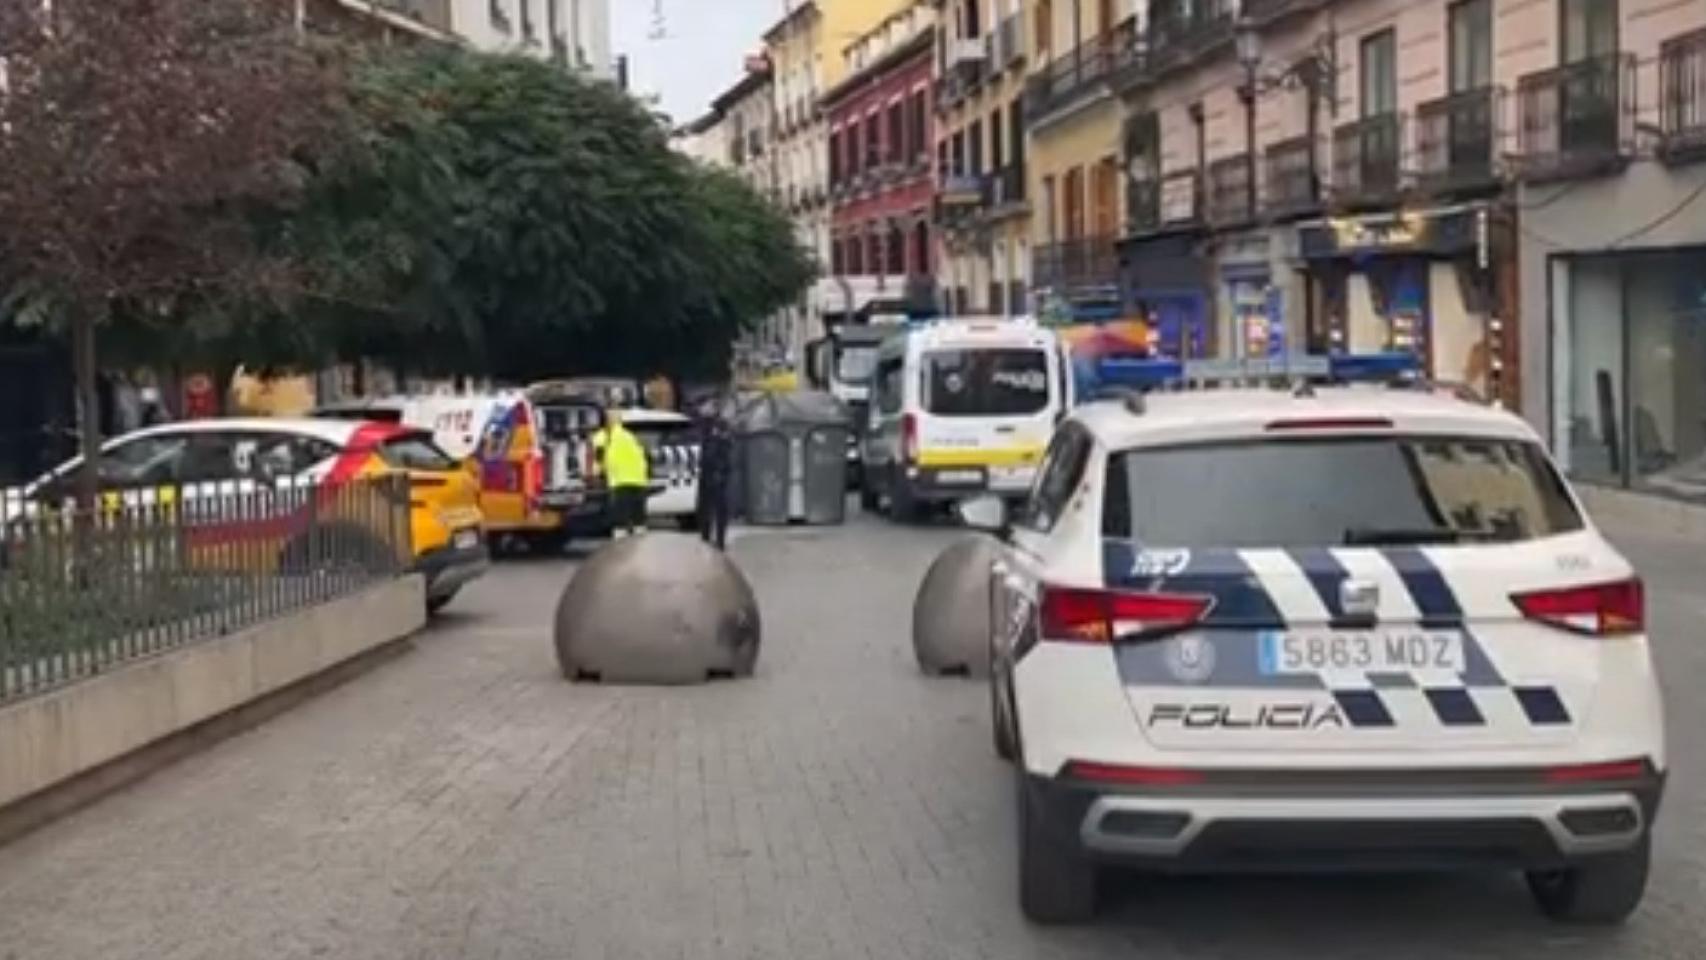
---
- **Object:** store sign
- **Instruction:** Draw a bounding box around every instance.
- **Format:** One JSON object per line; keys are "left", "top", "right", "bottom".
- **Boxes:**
{"left": 1300, "top": 209, "right": 1478, "bottom": 259}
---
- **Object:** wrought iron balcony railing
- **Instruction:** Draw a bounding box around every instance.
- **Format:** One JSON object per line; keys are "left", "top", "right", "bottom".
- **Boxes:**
{"left": 1024, "top": 20, "right": 1139, "bottom": 120}
{"left": 1517, "top": 52, "right": 1636, "bottom": 182}
{"left": 1660, "top": 28, "right": 1706, "bottom": 164}
{"left": 1416, "top": 86, "right": 1504, "bottom": 193}
{"left": 1265, "top": 135, "right": 1319, "bottom": 217}
{"left": 1332, "top": 112, "right": 1404, "bottom": 207}
{"left": 1033, "top": 236, "right": 1121, "bottom": 291}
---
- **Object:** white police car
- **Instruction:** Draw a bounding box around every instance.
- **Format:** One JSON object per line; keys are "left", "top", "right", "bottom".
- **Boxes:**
{"left": 963, "top": 355, "right": 1665, "bottom": 925}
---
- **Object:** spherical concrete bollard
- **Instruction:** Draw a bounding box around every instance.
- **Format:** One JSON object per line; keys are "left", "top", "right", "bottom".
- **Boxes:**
{"left": 912, "top": 536, "right": 1000, "bottom": 678}
{"left": 554, "top": 533, "right": 761, "bottom": 684}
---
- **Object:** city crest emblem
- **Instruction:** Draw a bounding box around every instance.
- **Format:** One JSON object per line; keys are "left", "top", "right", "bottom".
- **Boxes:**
{"left": 1165, "top": 634, "right": 1217, "bottom": 684}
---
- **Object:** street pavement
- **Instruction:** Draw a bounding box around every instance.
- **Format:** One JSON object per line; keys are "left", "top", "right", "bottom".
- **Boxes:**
{"left": 0, "top": 510, "right": 1702, "bottom": 959}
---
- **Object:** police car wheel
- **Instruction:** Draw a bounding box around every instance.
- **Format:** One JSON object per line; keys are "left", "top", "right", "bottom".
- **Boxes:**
{"left": 1527, "top": 833, "right": 1651, "bottom": 924}
{"left": 1018, "top": 766, "right": 1097, "bottom": 924}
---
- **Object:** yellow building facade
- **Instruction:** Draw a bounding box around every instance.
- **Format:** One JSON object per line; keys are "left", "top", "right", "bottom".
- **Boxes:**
{"left": 932, "top": 0, "right": 1032, "bottom": 316}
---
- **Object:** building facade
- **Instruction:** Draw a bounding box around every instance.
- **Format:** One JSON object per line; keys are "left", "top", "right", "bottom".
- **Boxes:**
{"left": 763, "top": 2, "right": 832, "bottom": 370}
{"left": 671, "top": 110, "right": 731, "bottom": 168}
{"left": 1513, "top": 1, "right": 1706, "bottom": 506}
{"left": 932, "top": 0, "right": 1032, "bottom": 316}
{"left": 1022, "top": 0, "right": 1142, "bottom": 323}
{"left": 361, "top": 0, "right": 612, "bottom": 73}
{"left": 824, "top": 2, "right": 941, "bottom": 319}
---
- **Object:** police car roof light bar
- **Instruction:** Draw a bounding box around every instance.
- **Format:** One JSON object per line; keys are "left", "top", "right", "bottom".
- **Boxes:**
{"left": 1094, "top": 352, "right": 1423, "bottom": 395}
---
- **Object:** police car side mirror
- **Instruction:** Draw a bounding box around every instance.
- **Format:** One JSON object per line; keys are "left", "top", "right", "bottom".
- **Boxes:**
{"left": 956, "top": 494, "right": 1009, "bottom": 539}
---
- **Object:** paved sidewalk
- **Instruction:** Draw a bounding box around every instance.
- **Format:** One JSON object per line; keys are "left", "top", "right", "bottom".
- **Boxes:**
{"left": 0, "top": 517, "right": 1701, "bottom": 960}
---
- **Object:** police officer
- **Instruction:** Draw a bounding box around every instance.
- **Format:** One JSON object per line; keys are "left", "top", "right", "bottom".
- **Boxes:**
{"left": 592, "top": 407, "right": 650, "bottom": 537}
{"left": 695, "top": 399, "right": 734, "bottom": 551}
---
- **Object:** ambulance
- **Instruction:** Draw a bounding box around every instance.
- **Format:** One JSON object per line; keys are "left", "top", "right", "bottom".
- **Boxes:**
{"left": 863, "top": 316, "right": 1071, "bottom": 521}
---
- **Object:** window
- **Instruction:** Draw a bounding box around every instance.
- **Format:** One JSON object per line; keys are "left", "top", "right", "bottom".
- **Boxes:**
{"left": 1062, "top": 165, "right": 1085, "bottom": 239}
{"left": 966, "top": 0, "right": 982, "bottom": 37}
{"left": 887, "top": 223, "right": 906, "bottom": 274}
{"left": 847, "top": 125, "right": 861, "bottom": 176}
{"left": 489, "top": 0, "right": 511, "bottom": 32}
{"left": 848, "top": 233, "right": 865, "bottom": 274}
{"left": 990, "top": 109, "right": 1005, "bottom": 171}
{"left": 1009, "top": 99, "right": 1025, "bottom": 166}
{"left": 1042, "top": 174, "right": 1058, "bottom": 239}
{"left": 1034, "top": 0, "right": 1052, "bottom": 53}
{"left": 950, "top": 130, "right": 965, "bottom": 175}
{"left": 1360, "top": 29, "right": 1397, "bottom": 116}
{"left": 1019, "top": 424, "right": 1092, "bottom": 533}
{"left": 887, "top": 102, "right": 904, "bottom": 164}
{"left": 923, "top": 348, "right": 1051, "bottom": 417}
{"left": 864, "top": 114, "right": 881, "bottom": 168}
{"left": 1561, "top": 0, "right": 1618, "bottom": 61}
{"left": 913, "top": 221, "right": 931, "bottom": 273}
{"left": 520, "top": 0, "right": 534, "bottom": 40}
{"left": 910, "top": 90, "right": 928, "bottom": 161}
{"left": 1448, "top": 0, "right": 1492, "bottom": 92}
{"left": 829, "top": 129, "right": 842, "bottom": 185}
{"left": 937, "top": 139, "right": 949, "bottom": 175}
{"left": 377, "top": 433, "right": 458, "bottom": 472}
{"left": 969, "top": 119, "right": 985, "bottom": 175}
{"left": 866, "top": 231, "right": 881, "bottom": 274}
{"left": 1101, "top": 436, "right": 1584, "bottom": 545}
{"left": 1091, "top": 156, "right": 1118, "bottom": 237}
{"left": 89, "top": 434, "right": 190, "bottom": 488}
{"left": 876, "top": 355, "right": 905, "bottom": 414}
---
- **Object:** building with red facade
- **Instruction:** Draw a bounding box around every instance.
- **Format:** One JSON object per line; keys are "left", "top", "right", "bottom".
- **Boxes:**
{"left": 822, "top": 2, "right": 939, "bottom": 318}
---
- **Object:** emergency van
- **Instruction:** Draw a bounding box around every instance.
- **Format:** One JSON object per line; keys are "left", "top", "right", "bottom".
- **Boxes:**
{"left": 864, "top": 317, "right": 1070, "bottom": 521}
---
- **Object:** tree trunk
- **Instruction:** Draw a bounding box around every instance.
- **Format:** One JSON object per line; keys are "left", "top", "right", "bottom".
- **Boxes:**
{"left": 72, "top": 309, "right": 103, "bottom": 512}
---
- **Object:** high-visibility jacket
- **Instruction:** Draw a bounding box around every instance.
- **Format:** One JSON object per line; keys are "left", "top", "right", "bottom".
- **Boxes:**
{"left": 592, "top": 422, "right": 649, "bottom": 489}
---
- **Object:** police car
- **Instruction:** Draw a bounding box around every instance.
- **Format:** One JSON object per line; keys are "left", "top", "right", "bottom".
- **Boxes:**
{"left": 962, "top": 355, "right": 1665, "bottom": 925}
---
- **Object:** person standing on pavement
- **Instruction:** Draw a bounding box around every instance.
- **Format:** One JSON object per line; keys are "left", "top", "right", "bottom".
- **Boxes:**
{"left": 592, "top": 407, "right": 650, "bottom": 538}
{"left": 695, "top": 400, "right": 735, "bottom": 550}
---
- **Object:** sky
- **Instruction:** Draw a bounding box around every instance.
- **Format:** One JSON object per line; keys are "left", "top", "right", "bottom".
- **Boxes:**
{"left": 611, "top": 0, "right": 785, "bottom": 125}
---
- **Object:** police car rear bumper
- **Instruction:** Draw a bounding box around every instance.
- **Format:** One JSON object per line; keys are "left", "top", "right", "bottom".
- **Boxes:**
{"left": 1025, "top": 763, "right": 1664, "bottom": 872}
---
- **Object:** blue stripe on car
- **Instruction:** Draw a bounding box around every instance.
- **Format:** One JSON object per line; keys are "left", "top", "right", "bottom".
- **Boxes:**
{"left": 1102, "top": 542, "right": 1283, "bottom": 627}
{"left": 1381, "top": 546, "right": 1463, "bottom": 627}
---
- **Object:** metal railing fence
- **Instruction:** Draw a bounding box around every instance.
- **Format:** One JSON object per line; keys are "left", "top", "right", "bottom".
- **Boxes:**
{"left": 1, "top": 475, "right": 411, "bottom": 705}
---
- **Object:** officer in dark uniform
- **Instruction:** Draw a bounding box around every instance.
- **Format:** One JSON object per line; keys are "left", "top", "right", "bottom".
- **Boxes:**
{"left": 695, "top": 399, "right": 735, "bottom": 551}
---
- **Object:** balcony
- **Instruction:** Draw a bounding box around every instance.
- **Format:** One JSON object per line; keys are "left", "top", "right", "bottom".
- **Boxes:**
{"left": 1660, "top": 28, "right": 1706, "bottom": 164}
{"left": 990, "top": 13, "right": 1025, "bottom": 71}
{"left": 1517, "top": 52, "right": 1636, "bottom": 182}
{"left": 1024, "top": 21, "right": 1140, "bottom": 122}
{"left": 1332, "top": 113, "right": 1403, "bottom": 208}
{"left": 1033, "top": 236, "right": 1121, "bottom": 292}
{"left": 1147, "top": 0, "right": 1234, "bottom": 74}
{"left": 1238, "top": 0, "right": 1302, "bottom": 20}
{"left": 986, "top": 165, "right": 1027, "bottom": 209}
{"left": 1265, "top": 135, "right": 1320, "bottom": 218}
{"left": 1206, "top": 155, "right": 1254, "bottom": 226}
{"left": 936, "top": 173, "right": 987, "bottom": 226}
{"left": 1416, "top": 86, "right": 1504, "bottom": 194}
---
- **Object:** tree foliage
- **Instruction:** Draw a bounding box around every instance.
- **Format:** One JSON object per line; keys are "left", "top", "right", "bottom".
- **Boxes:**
{"left": 287, "top": 49, "right": 813, "bottom": 382}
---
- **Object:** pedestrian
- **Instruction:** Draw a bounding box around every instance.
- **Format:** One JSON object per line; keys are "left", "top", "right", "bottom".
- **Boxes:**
{"left": 592, "top": 407, "right": 650, "bottom": 538}
{"left": 695, "top": 399, "right": 735, "bottom": 551}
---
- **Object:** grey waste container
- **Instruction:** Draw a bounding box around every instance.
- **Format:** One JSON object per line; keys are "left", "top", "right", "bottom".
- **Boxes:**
{"left": 743, "top": 430, "right": 791, "bottom": 526}
{"left": 802, "top": 425, "right": 848, "bottom": 524}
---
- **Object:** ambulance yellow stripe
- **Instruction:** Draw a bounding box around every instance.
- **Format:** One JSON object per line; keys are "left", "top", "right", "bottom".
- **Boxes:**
{"left": 915, "top": 446, "right": 1044, "bottom": 468}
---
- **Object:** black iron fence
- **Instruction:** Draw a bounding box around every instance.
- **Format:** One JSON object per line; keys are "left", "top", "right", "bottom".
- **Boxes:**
{"left": 1416, "top": 86, "right": 1504, "bottom": 193}
{"left": 1265, "top": 135, "right": 1319, "bottom": 217}
{"left": 1332, "top": 112, "right": 1404, "bottom": 206}
{"left": 1661, "top": 28, "right": 1706, "bottom": 163}
{"left": 0, "top": 475, "right": 411, "bottom": 705}
{"left": 1517, "top": 52, "right": 1636, "bottom": 181}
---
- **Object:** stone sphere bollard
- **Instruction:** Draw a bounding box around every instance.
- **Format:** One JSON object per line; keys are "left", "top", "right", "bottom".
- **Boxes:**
{"left": 554, "top": 533, "right": 761, "bottom": 684}
{"left": 912, "top": 536, "right": 1000, "bottom": 678}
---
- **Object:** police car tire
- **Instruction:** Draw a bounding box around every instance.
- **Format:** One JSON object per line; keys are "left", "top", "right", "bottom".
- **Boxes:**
{"left": 1527, "top": 833, "right": 1651, "bottom": 924}
{"left": 1018, "top": 766, "right": 1098, "bottom": 924}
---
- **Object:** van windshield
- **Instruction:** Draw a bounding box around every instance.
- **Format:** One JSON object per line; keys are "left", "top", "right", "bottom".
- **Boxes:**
{"left": 923, "top": 348, "right": 1050, "bottom": 417}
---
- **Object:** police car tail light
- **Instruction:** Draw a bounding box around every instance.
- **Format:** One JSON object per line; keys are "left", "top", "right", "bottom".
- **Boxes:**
{"left": 1062, "top": 760, "right": 1205, "bottom": 786}
{"left": 1039, "top": 585, "right": 1212, "bottom": 644}
{"left": 1511, "top": 578, "right": 1644, "bottom": 637}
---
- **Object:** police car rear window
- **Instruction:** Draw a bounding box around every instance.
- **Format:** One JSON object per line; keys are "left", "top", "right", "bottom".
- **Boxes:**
{"left": 1102, "top": 435, "right": 1584, "bottom": 547}
{"left": 924, "top": 349, "right": 1049, "bottom": 417}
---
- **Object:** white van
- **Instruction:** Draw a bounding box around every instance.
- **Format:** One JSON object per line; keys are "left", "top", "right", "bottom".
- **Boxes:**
{"left": 863, "top": 317, "right": 1070, "bottom": 521}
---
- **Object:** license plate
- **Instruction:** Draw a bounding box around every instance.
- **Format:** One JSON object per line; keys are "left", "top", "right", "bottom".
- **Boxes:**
{"left": 1259, "top": 629, "right": 1465, "bottom": 675}
{"left": 937, "top": 469, "right": 983, "bottom": 485}
{"left": 453, "top": 529, "right": 480, "bottom": 551}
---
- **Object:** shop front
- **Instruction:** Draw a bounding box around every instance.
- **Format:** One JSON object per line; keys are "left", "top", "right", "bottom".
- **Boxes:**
{"left": 1297, "top": 204, "right": 1505, "bottom": 399}
{"left": 1549, "top": 246, "right": 1706, "bottom": 503}
{"left": 1118, "top": 231, "right": 1213, "bottom": 359}
{"left": 1215, "top": 230, "right": 1294, "bottom": 360}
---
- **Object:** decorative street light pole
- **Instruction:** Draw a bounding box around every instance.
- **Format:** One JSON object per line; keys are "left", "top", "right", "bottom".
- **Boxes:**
{"left": 1234, "top": 17, "right": 1262, "bottom": 224}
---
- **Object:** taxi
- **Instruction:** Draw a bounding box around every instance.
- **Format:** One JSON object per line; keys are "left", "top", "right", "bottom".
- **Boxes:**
{"left": 964, "top": 354, "right": 1665, "bottom": 925}
{"left": 4, "top": 418, "right": 487, "bottom": 613}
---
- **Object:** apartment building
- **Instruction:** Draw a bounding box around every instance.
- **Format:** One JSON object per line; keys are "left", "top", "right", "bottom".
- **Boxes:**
{"left": 824, "top": 2, "right": 941, "bottom": 318}
{"left": 1022, "top": 0, "right": 1143, "bottom": 323}
{"left": 1517, "top": 0, "right": 1706, "bottom": 508}
{"left": 763, "top": 2, "right": 832, "bottom": 367}
{"left": 931, "top": 0, "right": 1033, "bottom": 316}
{"left": 355, "top": 0, "right": 612, "bottom": 72}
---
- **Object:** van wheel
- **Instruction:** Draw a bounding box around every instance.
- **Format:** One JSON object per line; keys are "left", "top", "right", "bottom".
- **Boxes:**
{"left": 889, "top": 469, "right": 921, "bottom": 524}
{"left": 1528, "top": 834, "right": 1651, "bottom": 924}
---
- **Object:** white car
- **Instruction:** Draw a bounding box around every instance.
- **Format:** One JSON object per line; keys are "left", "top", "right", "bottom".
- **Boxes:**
{"left": 968, "top": 357, "right": 1665, "bottom": 925}
{"left": 616, "top": 408, "right": 701, "bottom": 529}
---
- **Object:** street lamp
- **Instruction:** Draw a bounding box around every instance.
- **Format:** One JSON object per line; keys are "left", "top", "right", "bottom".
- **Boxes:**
{"left": 1235, "top": 16, "right": 1261, "bottom": 223}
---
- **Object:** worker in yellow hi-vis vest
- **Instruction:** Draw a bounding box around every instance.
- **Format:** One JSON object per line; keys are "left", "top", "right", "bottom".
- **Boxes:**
{"left": 592, "top": 408, "right": 650, "bottom": 537}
